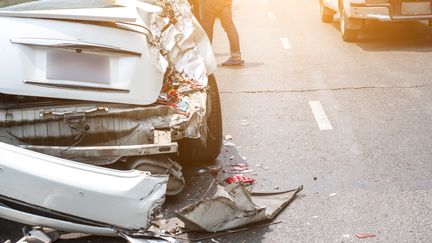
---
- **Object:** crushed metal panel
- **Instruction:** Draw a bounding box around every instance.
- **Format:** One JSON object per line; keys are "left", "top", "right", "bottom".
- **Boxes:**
{"left": 0, "top": 142, "right": 168, "bottom": 231}
{"left": 176, "top": 183, "right": 303, "bottom": 232}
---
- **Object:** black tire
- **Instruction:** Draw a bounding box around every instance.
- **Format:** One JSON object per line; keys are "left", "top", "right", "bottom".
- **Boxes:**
{"left": 177, "top": 74, "right": 223, "bottom": 164}
{"left": 340, "top": 5, "right": 358, "bottom": 42}
{"left": 320, "top": 0, "right": 334, "bottom": 23}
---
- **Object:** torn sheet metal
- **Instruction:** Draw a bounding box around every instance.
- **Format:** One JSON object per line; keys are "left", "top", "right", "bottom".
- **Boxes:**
{"left": 0, "top": 141, "right": 168, "bottom": 232}
{"left": 176, "top": 183, "right": 303, "bottom": 232}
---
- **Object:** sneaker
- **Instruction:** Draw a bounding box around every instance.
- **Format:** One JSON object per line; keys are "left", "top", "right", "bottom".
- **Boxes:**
{"left": 222, "top": 57, "right": 245, "bottom": 66}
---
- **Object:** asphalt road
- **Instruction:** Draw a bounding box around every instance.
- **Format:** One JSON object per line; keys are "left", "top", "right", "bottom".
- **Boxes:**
{"left": 2, "top": 0, "right": 432, "bottom": 242}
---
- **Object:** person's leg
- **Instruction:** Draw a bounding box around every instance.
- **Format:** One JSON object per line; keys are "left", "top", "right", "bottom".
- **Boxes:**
{"left": 200, "top": 0, "right": 218, "bottom": 42}
{"left": 219, "top": 1, "right": 242, "bottom": 62}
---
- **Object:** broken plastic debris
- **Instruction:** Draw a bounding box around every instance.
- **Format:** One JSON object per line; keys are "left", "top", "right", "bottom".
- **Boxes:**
{"left": 177, "top": 98, "right": 190, "bottom": 112}
{"left": 176, "top": 183, "right": 303, "bottom": 232}
{"left": 342, "top": 234, "right": 350, "bottom": 239}
{"left": 208, "top": 165, "right": 222, "bottom": 177}
{"left": 231, "top": 162, "right": 248, "bottom": 171}
{"left": 223, "top": 141, "right": 236, "bottom": 147}
{"left": 355, "top": 233, "right": 376, "bottom": 239}
{"left": 224, "top": 175, "right": 256, "bottom": 185}
{"left": 224, "top": 135, "right": 233, "bottom": 141}
{"left": 197, "top": 168, "right": 208, "bottom": 174}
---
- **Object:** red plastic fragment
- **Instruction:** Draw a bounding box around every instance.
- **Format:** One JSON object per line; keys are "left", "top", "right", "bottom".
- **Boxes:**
{"left": 355, "top": 233, "right": 376, "bottom": 239}
{"left": 224, "top": 175, "right": 256, "bottom": 185}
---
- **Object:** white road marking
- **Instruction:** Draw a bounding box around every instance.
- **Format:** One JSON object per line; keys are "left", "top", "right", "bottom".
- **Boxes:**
{"left": 268, "top": 12, "right": 276, "bottom": 20}
{"left": 262, "top": 0, "right": 268, "bottom": 4}
{"left": 280, "top": 37, "right": 292, "bottom": 49}
{"left": 309, "top": 101, "right": 333, "bottom": 131}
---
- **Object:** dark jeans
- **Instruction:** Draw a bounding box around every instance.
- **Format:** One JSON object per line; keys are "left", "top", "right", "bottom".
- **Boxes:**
{"left": 201, "top": 0, "right": 241, "bottom": 58}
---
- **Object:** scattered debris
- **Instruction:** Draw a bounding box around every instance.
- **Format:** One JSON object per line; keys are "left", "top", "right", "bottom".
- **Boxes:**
{"left": 211, "top": 238, "right": 220, "bottom": 243}
{"left": 176, "top": 183, "right": 303, "bottom": 232}
{"left": 313, "top": 177, "right": 318, "bottom": 181}
{"left": 231, "top": 162, "right": 248, "bottom": 171}
{"left": 224, "top": 135, "right": 233, "bottom": 141}
{"left": 312, "top": 216, "right": 319, "bottom": 219}
{"left": 241, "top": 120, "right": 249, "bottom": 126}
{"left": 274, "top": 185, "right": 280, "bottom": 190}
{"left": 17, "top": 227, "right": 60, "bottom": 243}
{"left": 329, "top": 193, "right": 338, "bottom": 197}
{"left": 223, "top": 140, "right": 236, "bottom": 147}
{"left": 342, "top": 234, "right": 350, "bottom": 239}
{"left": 197, "top": 168, "right": 208, "bottom": 174}
{"left": 224, "top": 175, "right": 256, "bottom": 185}
{"left": 208, "top": 165, "right": 223, "bottom": 178}
{"left": 355, "top": 233, "right": 376, "bottom": 239}
{"left": 241, "top": 156, "right": 248, "bottom": 161}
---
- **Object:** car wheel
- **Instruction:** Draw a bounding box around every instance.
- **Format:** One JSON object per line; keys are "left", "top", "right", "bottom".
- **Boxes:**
{"left": 320, "top": 0, "right": 334, "bottom": 23}
{"left": 177, "top": 74, "right": 223, "bottom": 164}
{"left": 340, "top": 5, "right": 358, "bottom": 42}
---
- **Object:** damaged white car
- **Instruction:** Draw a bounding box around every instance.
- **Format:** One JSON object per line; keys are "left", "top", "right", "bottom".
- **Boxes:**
{"left": 0, "top": 0, "right": 222, "bottom": 239}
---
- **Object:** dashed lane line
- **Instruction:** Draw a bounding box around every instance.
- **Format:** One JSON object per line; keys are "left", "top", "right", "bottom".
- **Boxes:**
{"left": 309, "top": 101, "right": 333, "bottom": 131}
{"left": 280, "top": 37, "right": 292, "bottom": 49}
{"left": 268, "top": 12, "right": 276, "bottom": 20}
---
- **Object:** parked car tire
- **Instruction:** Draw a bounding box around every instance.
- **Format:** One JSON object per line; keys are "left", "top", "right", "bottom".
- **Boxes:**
{"left": 177, "top": 74, "right": 223, "bottom": 164}
{"left": 320, "top": 0, "right": 334, "bottom": 23}
{"left": 340, "top": 5, "right": 358, "bottom": 42}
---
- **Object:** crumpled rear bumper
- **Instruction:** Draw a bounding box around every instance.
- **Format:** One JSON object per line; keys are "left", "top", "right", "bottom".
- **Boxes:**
{"left": 0, "top": 142, "right": 168, "bottom": 234}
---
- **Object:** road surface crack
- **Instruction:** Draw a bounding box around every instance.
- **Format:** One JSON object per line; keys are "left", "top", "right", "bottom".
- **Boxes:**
{"left": 220, "top": 84, "right": 432, "bottom": 94}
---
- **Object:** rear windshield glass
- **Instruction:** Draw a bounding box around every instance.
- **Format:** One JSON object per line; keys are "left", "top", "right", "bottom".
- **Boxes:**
{"left": 0, "top": 0, "right": 118, "bottom": 11}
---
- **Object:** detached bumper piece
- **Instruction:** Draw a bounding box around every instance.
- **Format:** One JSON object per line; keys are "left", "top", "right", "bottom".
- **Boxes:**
{"left": 0, "top": 142, "right": 168, "bottom": 236}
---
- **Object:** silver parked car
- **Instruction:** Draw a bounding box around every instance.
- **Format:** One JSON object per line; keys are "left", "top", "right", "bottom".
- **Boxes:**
{"left": 320, "top": 0, "right": 432, "bottom": 41}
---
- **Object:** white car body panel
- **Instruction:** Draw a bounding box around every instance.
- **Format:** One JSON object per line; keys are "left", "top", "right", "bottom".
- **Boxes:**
{"left": 0, "top": 142, "right": 168, "bottom": 230}
{"left": 0, "top": 5, "right": 217, "bottom": 105}
{"left": 0, "top": 16, "right": 165, "bottom": 105}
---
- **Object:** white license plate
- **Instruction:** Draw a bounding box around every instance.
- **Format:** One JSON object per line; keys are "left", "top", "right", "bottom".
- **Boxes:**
{"left": 401, "top": 2, "right": 431, "bottom": 15}
{"left": 46, "top": 51, "right": 110, "bottom": 84}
